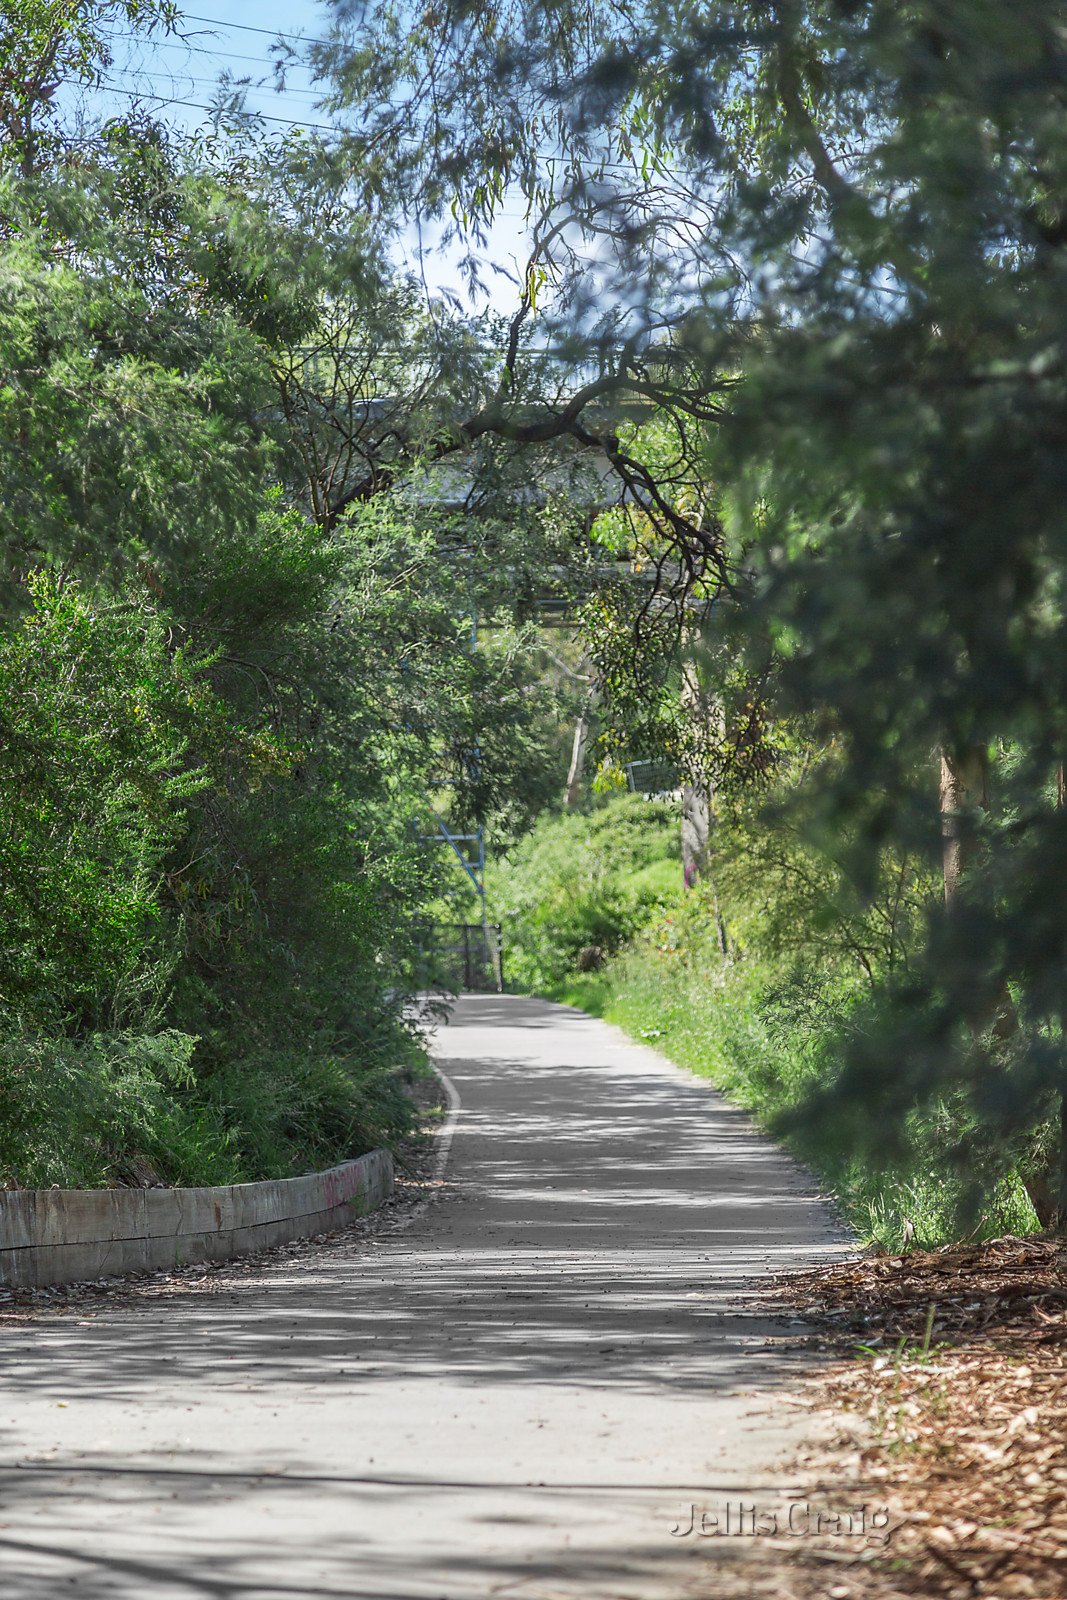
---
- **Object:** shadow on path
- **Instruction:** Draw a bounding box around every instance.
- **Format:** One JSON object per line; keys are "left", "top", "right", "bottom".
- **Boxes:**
{"left": 0, "top": 994, "right": 855, "bottom": 1600}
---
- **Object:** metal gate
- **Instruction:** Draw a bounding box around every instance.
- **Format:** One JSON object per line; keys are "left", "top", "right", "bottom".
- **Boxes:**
{"left": 425, "top": 923, "right": 504, "bottom": 993}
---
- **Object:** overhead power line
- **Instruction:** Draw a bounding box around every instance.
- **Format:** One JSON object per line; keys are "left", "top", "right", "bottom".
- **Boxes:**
{"left": 105, "top": 31, "right": 323, "bottom": 73}
{"left": 103, "top": 65, "right": 326, "bottom": 103}
{"left": 180, "top": 12, "right": 333, "bottom": 48}
{"left": 79, "top": 79, "right": 341, "bottom": 133}
{"left": 92, "top": 73, "right": 684, "bottom": 178}
{"left": 94, "top": 21, "right": 697, "bottom": 183}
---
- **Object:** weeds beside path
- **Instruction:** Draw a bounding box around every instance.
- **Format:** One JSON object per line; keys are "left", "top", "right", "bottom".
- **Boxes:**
{"left": 551, "top": 962, "right": 1040, "bottom": 1251}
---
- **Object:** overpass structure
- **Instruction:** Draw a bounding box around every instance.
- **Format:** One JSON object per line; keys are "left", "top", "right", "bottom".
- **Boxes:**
{"left": 289, "top": 385, "right": 711, "bottom": 983}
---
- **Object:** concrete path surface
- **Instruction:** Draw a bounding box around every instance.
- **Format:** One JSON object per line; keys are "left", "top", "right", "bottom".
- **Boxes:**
{"left": 0, "top": 995, "right": 854, "bottom": 1599}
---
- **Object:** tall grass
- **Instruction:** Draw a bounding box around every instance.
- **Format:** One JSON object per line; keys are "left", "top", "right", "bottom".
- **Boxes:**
{"left": 550, "top": 933, "right": 1038, "bottom": 1251}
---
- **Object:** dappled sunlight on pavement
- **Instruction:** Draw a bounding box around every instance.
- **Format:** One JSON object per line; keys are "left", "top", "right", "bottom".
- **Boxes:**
{"left": 0, "top": 994, "right": 855, "bottom": 1599}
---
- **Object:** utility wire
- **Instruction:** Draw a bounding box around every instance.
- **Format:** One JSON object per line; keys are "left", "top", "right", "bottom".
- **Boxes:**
{"left": 104, "top": 31, "right": 321, "bottom": 71}
{"left": 103, "top": 66, "right": 326, "bottom": 102}
{"left": 95, "top": 21, "right": 697, "bottom": 182}
{"left": 78, "top": 79, "right": 340, "bottom": 132}
{"left": 93, "top": 66, "right": 684, "bottom": 178}
{"left": 180, "top": 12, "right": 333, "bottom": 47}
{"left": 85, "top": 76, "right": 540, "bottom": 213}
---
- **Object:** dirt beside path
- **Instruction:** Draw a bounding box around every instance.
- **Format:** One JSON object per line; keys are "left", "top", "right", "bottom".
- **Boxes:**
{"left": 772, "top": 1236, "right": 1067, "bottom": 1599}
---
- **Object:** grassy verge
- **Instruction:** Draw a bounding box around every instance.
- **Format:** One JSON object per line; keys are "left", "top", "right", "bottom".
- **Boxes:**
{"left": 546, "top": 947, "right": 1037, "bottom": 1250}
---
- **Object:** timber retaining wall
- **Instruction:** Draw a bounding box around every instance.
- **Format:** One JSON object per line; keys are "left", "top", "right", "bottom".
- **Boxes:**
{"left": 0, "top": 1148, "right": 394, "bottom": 1288}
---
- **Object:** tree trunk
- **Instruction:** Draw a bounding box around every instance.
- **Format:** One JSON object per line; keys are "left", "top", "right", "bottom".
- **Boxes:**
{"left": 681, "top": 781, "right": 728, "bottom": 957}
{"left": 679, "top": 637, "right": 728, "bottom": 954}
{"left": 681, "top": 781, "right": 709, "bottom": 890}
{"left": 939, "top": 745, "right": 990, "bottom": 903}
{"left": 940, "top": 744, "right": 1013, "bottom": 1041}
{"left": 1020, "top": 761, "right": 1067, "bottom": 1231}
{"left": 941, "top": 746, "right": 1062, "bottom": 1226}
{"left": 1056, "top": 765, "right": 1067, "bottom": 1230}
{"left": 563, "top": 687, "right": 596, "bottom": 807}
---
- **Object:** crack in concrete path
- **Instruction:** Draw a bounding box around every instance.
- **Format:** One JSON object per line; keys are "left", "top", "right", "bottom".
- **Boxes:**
{"left": 0, "top": 994, "right": 856, "bottom": 1599}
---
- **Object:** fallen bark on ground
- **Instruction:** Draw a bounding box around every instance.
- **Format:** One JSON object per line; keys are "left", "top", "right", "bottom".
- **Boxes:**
{"left": 775, "top": 1236, "right": 1067, "bottom": 1598}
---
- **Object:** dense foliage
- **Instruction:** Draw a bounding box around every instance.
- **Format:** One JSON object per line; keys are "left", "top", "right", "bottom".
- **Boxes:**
{"left": 7, "top": 0, "right": 1067, "bottom": 1243}
{"left": 314, "top": 0, "right": 1067, "bottom": 1227}
{"left": 489, "top": 793, "right": 679, "bottom": 990}
{"left": 509, "top": 769, "right": 1039, "bottom": 1246}
{"left": 0, "top": 1, "right": 584, "bottom": 1186}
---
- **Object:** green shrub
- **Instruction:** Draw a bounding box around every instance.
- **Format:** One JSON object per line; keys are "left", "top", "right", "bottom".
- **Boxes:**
{"left": 183, "top": 1048, "right": 421, "bottom": 1184}
{"left": 0, "top": 1030, "right": 202, "bottom": 1188}
{"left": 0, "top": 572, "right": 218, "bottom": 1030}
{"left": 0, "top": 1026, "right": 423, "bottom": 1190}
{"left": 0, "top": 554, "right": 427, "bottom": 1186}
{"left": 490, "top": 793, "right": 680, "bottom": 990}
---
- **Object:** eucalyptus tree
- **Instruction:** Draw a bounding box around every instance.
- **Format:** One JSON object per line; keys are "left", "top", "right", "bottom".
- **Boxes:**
{"left": 0, "top": 0, "right": 178, "bottom": 175}
{"left": 309, "top": 0, "right": 1067, "bottom": 1226}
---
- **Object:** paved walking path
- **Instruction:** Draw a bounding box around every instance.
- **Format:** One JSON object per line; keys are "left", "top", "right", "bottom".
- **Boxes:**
{"left": 0, "top": 995, "right": 853, "bottom": 1599}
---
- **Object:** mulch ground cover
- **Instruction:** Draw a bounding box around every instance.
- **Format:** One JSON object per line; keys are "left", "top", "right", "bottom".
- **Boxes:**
{"left": 774, "top": 1235, "right": 1067, "bottom": 1599}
